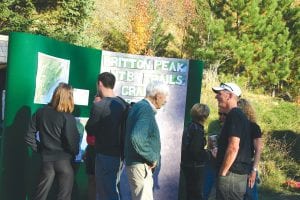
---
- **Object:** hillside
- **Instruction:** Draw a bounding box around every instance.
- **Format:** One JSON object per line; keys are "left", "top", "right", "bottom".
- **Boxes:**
{"left": 199, "top": 72, "right": 300, "bottom": 199}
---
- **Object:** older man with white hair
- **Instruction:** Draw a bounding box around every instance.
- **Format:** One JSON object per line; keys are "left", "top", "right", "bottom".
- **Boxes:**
{"left": 125, "top": 80, "right": 169, "bottom": 200}
{"left": 212, "top": 83, "right": 252, "bottom": 200}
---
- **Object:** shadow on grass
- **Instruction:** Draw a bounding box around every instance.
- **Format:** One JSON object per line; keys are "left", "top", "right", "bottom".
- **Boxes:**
{"left": 259, "top": 187, "right": 300, "bottom": 200}
{"left": 270, "top": 130, "right": 300, "bottom": 163}
{"left": 259, "top": 130, "right": 300, "bottom": 199}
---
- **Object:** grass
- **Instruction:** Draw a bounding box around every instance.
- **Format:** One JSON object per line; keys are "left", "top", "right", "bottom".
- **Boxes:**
{"left": 199, "top": 72, "right": 300, "bottom": 199}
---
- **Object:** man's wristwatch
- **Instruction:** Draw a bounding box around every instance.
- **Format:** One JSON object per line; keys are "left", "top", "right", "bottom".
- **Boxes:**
{"left": 252, "top": 167, "right": 258, "bottom": 172}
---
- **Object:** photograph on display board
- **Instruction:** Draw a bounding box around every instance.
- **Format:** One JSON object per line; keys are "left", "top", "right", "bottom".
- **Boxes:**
{"left": 74, "top": 117, "right": 88, "bottom": 162}
{"left": 34, "top": 52, "right": 70, "bottom": 104}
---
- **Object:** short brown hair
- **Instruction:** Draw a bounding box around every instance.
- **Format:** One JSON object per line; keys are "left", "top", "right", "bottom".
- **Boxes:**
{"left": 190, "top": 103, "right": 210, "bottom": 123}
{"left": 98, "top": 72, "right": 116, "bottom": 89}
{"left": 50, "top": 83, "right": 74, "bottom": 113}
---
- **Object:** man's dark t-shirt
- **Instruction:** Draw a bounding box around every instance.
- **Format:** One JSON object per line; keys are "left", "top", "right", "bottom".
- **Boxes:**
{"left": 216, "top": 107, "right": 252, "bottom": 174}
{"left": 85, "top": 97, "right": 126, "bottom": 157}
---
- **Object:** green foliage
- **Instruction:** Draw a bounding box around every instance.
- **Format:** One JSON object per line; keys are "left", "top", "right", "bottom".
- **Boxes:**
{"left": 0, "top": 0, "right": 298, "bottom": 99}
{"left": 102, "top": 28, "right": 129, "bottom": 53}
{"left": 260, "top": 160, "right": 287, "bottom": 193}
{"left": 31, "top": 0, "right": 95, "bottom": 43}
{"left": 260, "top": 133, "right": 300, "bottom": 196}
{"left": 253, "top": 1, "right": 293, "bottom": 96}
{"left": 0, "top": 0, "right": 94, "bottom": 44}
{"left": 262, "top": 134, "right": 299, "bottom": 175}
{"left": 283, "top": 3, "right": 300, "bottom": 98}
{"left": 184, "top": 0, "right": 297, "bottom": 99}
{"left": 0, "top": 0, "right": 34, "bottom": 34}
{"left": 144, "top": 11, "right": 175, "bottom": 57}
{"left": 101, "top": 0, "right": 174, "bottom": 57}
{"left": 218, "top": 0, "right": 293, "bottom": 94}
{"left": 253, "top": 98, "right": 300, "bottom": 133}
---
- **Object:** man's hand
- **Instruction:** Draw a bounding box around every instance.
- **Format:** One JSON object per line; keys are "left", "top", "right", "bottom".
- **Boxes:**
{"left": 220, "top": 171, "right": 229, "bottom": 177}
{"left": 148, "top": 161, "right": 157, "bottom": 169}
{"left": 211, "top": 147, "right": 218, "bottom": 158}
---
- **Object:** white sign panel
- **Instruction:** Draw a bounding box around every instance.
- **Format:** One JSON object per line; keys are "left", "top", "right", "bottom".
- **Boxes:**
{"left": 101, "top": 51, "right": 189, "bottom": 199}
{"left": 73, "top": 88, "right": 89, "bottom": 106}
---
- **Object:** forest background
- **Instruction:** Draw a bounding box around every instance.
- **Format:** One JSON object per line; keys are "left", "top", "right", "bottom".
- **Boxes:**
{"left": 0, "top": 0, "right": 299, "bottom": 199}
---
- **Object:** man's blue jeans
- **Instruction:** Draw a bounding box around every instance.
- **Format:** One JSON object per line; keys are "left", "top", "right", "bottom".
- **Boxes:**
{"left": 203, "top": 162, "right": 217, "bottom": 200}
{"left": 95, "top": 153, "right": 124, "bottom": 200}
{"left": 216, "top": 172, "right": 248, "bottom": 200}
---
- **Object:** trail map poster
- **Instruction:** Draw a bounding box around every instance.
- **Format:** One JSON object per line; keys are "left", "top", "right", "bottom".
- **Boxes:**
{"left": 34, "top": 52, "right": 70, "bottom": 104}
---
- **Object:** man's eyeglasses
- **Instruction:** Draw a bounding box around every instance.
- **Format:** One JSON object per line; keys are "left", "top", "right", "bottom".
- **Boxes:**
{"left": 218, "top": 112, "right": 227, "bottom": 117}
{"left": 220, "top": 83, "right": 234, "bottom": 92}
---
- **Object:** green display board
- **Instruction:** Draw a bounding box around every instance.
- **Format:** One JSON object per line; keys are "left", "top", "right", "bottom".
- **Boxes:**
{"left": 0, "top": 32, "right": 203, "bottom": 200}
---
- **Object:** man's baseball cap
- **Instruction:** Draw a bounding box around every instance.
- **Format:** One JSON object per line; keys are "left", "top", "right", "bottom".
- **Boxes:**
{"left": 212, "top": 82, "right": 242, "bottom": 97}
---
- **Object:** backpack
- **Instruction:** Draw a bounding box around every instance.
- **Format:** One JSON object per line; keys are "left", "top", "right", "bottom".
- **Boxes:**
{"left": 117, "top": 96, "right": 135, "bottom": 159}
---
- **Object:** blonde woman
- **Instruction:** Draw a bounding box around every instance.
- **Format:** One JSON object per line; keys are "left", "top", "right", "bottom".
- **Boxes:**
{"left": 25, "top": 83, "right": 80, "bottom": 200}
{"left": 238, "top": 98, "right": 263, "bottom": 200}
